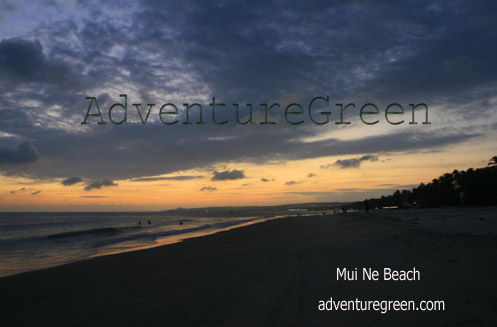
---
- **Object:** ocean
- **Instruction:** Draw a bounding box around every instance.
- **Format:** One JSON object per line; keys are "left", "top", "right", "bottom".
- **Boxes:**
{"left": 0, "top": 212, "right": 275, "bottom": 277}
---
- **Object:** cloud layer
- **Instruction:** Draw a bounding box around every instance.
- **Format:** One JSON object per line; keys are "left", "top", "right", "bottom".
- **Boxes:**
{"left": 0, "top": 0, "right": 496, "bottom": 181}
{"left": 0, "top": 141, "right": 38, "bottom": 165}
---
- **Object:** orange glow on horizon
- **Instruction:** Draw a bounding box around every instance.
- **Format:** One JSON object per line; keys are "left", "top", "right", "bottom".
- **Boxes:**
{"left": 1, "top": 139, "right": 493, "bottom": 212}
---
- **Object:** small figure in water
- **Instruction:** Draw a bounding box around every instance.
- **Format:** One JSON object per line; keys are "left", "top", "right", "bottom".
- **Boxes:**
{"left": 179, "top": 221, "right": 183, "bottom": 225}
{"left": 138, "top": 221, "right": 141, "bottom": 225}
{"left": 148, "top": 220, "right": 151, "bottom": 225}
{"left": 342, "top": 206, "right": 347, "bottom": 214}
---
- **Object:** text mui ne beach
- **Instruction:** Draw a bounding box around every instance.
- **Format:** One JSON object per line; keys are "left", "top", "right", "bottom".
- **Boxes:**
{"left": 82, "top": 94, "right": 430, "bottom": 126}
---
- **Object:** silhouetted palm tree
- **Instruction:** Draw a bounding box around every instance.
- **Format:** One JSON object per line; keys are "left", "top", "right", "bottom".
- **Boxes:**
{"left": 349, "top": 156, "right": 497, "bottom": 209}
{"left": 488, "top": 156, "right": 497, "bottom": 168}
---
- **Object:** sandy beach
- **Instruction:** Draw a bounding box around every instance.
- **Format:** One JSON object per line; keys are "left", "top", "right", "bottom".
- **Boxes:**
{"left": 1, "top": 207, "right": 496, "bottom": 326}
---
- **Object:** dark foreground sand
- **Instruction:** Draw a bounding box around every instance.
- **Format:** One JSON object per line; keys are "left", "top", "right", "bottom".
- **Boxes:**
{"left": 1, "top": 208, "right": 496, "bottom": 326}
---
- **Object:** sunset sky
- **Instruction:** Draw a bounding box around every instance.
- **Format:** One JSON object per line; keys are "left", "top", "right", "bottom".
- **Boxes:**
{"left": 1, "top": 0, "right": 496, "bottom": 211}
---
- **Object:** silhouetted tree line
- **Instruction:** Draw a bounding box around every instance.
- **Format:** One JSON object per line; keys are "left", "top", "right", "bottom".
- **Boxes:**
{"left": 351, "top": 156, "right": 497, "bottom": 209}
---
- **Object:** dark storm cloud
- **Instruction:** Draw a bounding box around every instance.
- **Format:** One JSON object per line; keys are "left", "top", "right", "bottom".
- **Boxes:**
{"left": 84, "top": 179, "right": 117, "bottom": 191}
{"left": 322, "top": 154, "right": 380, "bottom": 169}
{"left": 0, "top": 38, "right": 76, "bottom": 87}
{"left": 61, "top": 176, "right": 83, "bottom": 186}
{"left": 0, "top": 0, "right": 496, "bottom": 180}
{"left": 0, "top": 141, "right": 38, "bottom": 165}
{"left": 137, "top": 0, "right": 497, "bottom": 104}
{"left": 211, "top": 170, "right": 246, "bottom": 181}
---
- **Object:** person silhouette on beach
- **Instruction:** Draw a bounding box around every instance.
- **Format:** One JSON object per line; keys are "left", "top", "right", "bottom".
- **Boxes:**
{"left": 148, "top": 220, "right": 151, "bottom": 225}
{"left": 459, "top": 191, "right": 466, "bottom": 207}
{"left": 138, "top": 221, "right": 141, "bottom": 225}
{"left": 364, "top": 199, "right": 370, "bottom": 213}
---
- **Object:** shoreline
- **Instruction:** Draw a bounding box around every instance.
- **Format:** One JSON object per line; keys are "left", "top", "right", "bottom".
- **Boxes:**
{"left": 1, "top": 208, "right": 496, "bottom": 326}
{"left": 0, "top": 214, "right": 290, "bottom": 278}
{"left": 1, "top": 212, "right": 325, "bottom": 278}
{"left": 91, "top": 214, "right": 289, "bottom": 258}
